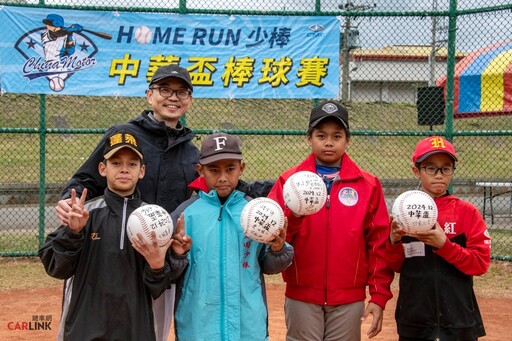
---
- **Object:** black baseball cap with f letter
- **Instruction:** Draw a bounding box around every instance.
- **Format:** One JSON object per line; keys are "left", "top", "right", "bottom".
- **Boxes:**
{"left": 199, "top": 133, "right": 243, "bottom": 165}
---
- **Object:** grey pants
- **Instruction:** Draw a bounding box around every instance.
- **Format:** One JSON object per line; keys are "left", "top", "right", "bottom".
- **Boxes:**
{"left": 285, "top": 297, "right": 364, "bottom": 341}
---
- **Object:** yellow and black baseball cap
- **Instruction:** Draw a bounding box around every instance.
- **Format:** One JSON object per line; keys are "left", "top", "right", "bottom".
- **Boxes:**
{"left": 103, "top": 131, "right": 143, "bottom": 160}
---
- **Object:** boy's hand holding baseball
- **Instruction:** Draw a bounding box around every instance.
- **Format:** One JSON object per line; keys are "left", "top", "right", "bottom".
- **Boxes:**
{"left": 389, "top": 215, "right": 406, "bottom": 244}
{"left": 131, "top": 231, "right": 172, "bottom": 271}
{"left": 67, "top": 188, "right": 89, "bottom": 233}
{"left": 171, "top": 213, "right": 192, "bottom": 255}
{"left": 389, "top": 217, "right": 446, "bottom": 249}
{"left": 267, "top": 217, "right": 288, "bottom": 252}
{"left": 407, "top": 222, "right": 447, "bottom": 249}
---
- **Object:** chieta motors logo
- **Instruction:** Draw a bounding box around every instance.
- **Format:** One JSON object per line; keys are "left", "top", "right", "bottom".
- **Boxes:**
{"left": 7, "top": 314, "right": 52, "bottom": 331}
{"left": 14, "top": 12, "right": 103, "bottom": 93}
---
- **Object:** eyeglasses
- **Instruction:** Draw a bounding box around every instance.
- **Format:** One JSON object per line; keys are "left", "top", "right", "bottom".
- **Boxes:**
{"left": 149, "top": 87, "right": 191, "bottom": 99}
{"left": 420, "top": 165, "right": 455, "bottom": 176}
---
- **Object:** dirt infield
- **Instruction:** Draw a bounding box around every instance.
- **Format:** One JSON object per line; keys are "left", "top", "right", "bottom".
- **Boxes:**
{"left": 1, "top": 282, "right": 511, "bottom": 340}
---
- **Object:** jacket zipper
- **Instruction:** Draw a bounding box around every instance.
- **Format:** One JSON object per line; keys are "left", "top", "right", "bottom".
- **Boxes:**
{"left": 120, "top": 198, "right": 128, "bottom": 250}
{"left": 218, "top": 202, "right": 226, "bottom": 340}
{"left": 218, "top": 204, "right": 224, "bottom": 221}
{"left": 434, "top": 251, "right": 440, "bottom": 340}
{"left": 324, "top": 193, "right": 331, "bottom": 305}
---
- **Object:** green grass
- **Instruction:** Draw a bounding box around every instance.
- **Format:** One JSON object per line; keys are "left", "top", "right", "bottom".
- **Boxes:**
{"left": 473, "top": 260, "right": 512, "bottom": 298}
{"left": 2, "top": 228, "right": 511, "bottom": 259}
{"left": 0, "top": 257, "right": 60, "bottom": 290}
{"left": 1, "top": 94, "right": 511, "bottom": 256}
{"left": 1, "top": 94, "right": 511, "bottom": 182}
{"left": 1, "top": 257, "right": 510, "bottom": 299}
{"left": 0, "top": 234, "right": 42, "bottom": 254}
{"left": 489, "top": 228, "right": 512, "bottom": 258}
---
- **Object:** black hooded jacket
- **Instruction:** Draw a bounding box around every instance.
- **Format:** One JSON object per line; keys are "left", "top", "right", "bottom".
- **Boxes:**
{"left": 61, "top": 110, "right": 199, "bottom": 214}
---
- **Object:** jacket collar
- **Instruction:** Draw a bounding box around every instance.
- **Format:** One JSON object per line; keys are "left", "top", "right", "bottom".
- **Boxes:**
{"left": 130, "top": 110, "right": 195, "bottom": 140}
{"left": 297, "top": 153, "right": 363, "bottom": 182}
{"left": 188, "top": 177, "right": 250, "bottom": 194}
{"left": 103, "top": 187, "right": 143, "bottom": 213}
{"left": 188, "top": 176, "right": 209, "bottom": 193}
{"left": 188, "top": 177, "right": 245, "bottom": 203}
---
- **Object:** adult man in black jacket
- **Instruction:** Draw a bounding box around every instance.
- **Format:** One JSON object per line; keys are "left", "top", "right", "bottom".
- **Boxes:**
{"left": 56, "top": 64, "right": 198, "bottom": 221}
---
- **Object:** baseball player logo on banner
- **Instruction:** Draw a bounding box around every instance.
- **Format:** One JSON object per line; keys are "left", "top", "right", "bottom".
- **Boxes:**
{"left": 14, "top": 12, "right": 110, "bottom": 93}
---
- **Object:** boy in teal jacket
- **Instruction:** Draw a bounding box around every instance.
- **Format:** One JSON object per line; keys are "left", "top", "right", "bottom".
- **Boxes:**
{"left": 171, "top": 132, "right": 294, "bottom": 341}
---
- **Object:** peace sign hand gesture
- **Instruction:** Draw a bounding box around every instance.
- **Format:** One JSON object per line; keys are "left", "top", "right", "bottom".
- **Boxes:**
{"left": 171, "top": 214, "right": 192, "bottom": 256}
{"left": 67, "top": 188, "right": 89, "bottom": 233}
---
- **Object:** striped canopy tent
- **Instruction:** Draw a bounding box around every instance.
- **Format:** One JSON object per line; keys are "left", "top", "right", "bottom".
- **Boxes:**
{"left": 437, "top": 41, "right": 512, "bottom": 118}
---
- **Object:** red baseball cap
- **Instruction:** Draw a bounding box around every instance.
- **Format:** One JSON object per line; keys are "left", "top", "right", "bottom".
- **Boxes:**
{"left": 412, "top": 136, "right": 457, "bottom": 164}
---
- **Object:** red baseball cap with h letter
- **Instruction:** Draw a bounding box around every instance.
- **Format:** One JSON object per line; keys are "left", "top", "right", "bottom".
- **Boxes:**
{"left": 412, "top": 136, "right": 457, "bottom": 164}
{"left": 199, "top": 133, "right": 243, "bottom": 165}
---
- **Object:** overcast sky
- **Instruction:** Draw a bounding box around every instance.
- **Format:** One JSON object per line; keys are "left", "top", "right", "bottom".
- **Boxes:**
{"left": 40, "top": 0, "right": 510, "bottom": 52}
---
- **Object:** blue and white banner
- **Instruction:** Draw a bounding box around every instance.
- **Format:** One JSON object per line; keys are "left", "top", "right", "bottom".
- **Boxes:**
{"left": 0, "top": 6, "right": 340, "bottom": 98}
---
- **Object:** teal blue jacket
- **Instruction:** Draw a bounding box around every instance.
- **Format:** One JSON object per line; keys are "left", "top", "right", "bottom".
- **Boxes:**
{"left": 171, "top": 179, "right": 293, "bottom": 341}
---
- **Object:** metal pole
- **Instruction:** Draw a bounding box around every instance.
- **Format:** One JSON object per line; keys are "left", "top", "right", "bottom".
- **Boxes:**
{"left": 445, "top": 0, "right": 458, "bottom": 193}
{"left": 38, "top": 94, "right": 47, "bottom": 250}
{"left": 341, "top": 17, "right": 351, "bottom": 103}
{"left": 429, "top": 0, "right": 438, "bottom": 86}
{"left": 339, "top": 2, "right": 376, "bottom": 103}
{"left": 445, "top": 0, "right": 457, "bottom": 142}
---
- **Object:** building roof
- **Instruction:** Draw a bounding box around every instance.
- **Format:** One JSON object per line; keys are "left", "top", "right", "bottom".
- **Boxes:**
{"left": 350, "top": 45, "right": 468, "bottom": 61}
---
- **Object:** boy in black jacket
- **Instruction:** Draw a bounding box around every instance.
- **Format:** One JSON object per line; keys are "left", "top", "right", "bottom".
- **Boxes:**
{"left": 39, "top": 131, "right": 189, "bottom": 341}
{"left": 387, "top": 136, "right": 491, "bottom": 340}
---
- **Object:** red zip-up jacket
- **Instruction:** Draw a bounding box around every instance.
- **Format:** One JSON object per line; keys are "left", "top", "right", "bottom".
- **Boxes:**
{"left": 267, "top": 153, "right": 394, "bottom": 309}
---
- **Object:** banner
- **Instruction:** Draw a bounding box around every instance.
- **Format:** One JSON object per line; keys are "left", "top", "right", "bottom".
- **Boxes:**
{"left": 0, "top": 6, "right": 340, "bottom": 98}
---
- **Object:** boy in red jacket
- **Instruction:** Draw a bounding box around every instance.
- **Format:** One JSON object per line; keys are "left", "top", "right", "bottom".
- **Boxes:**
{"left": 268, "top": 100, "right": 394, "bottom": 340}
{"left": 387, "top": 136, "right": 491, "bottom": 340}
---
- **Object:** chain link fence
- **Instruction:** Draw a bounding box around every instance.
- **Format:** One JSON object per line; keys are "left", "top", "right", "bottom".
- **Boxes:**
{"left": 1, "top": 0, "right": 511, "bottom": 260}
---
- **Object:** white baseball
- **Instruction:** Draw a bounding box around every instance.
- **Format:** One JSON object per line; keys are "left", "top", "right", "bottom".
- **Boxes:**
{"left": 240, "top": 198, "right": 285, "bottom": 243}
{"left": 283, "top": 171, "right": 327, "bottom": 215}
{"left": 127, "top": 204, "right": 174, "bottom": 247}
{"left": 392, "top": 190, "right": 438, "bottom": 232}
{"left": 134, "top": 26, "right": 152, "bottom": 44}
{"left": 49, "top": 77, "right": 64, "bottom": 92}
